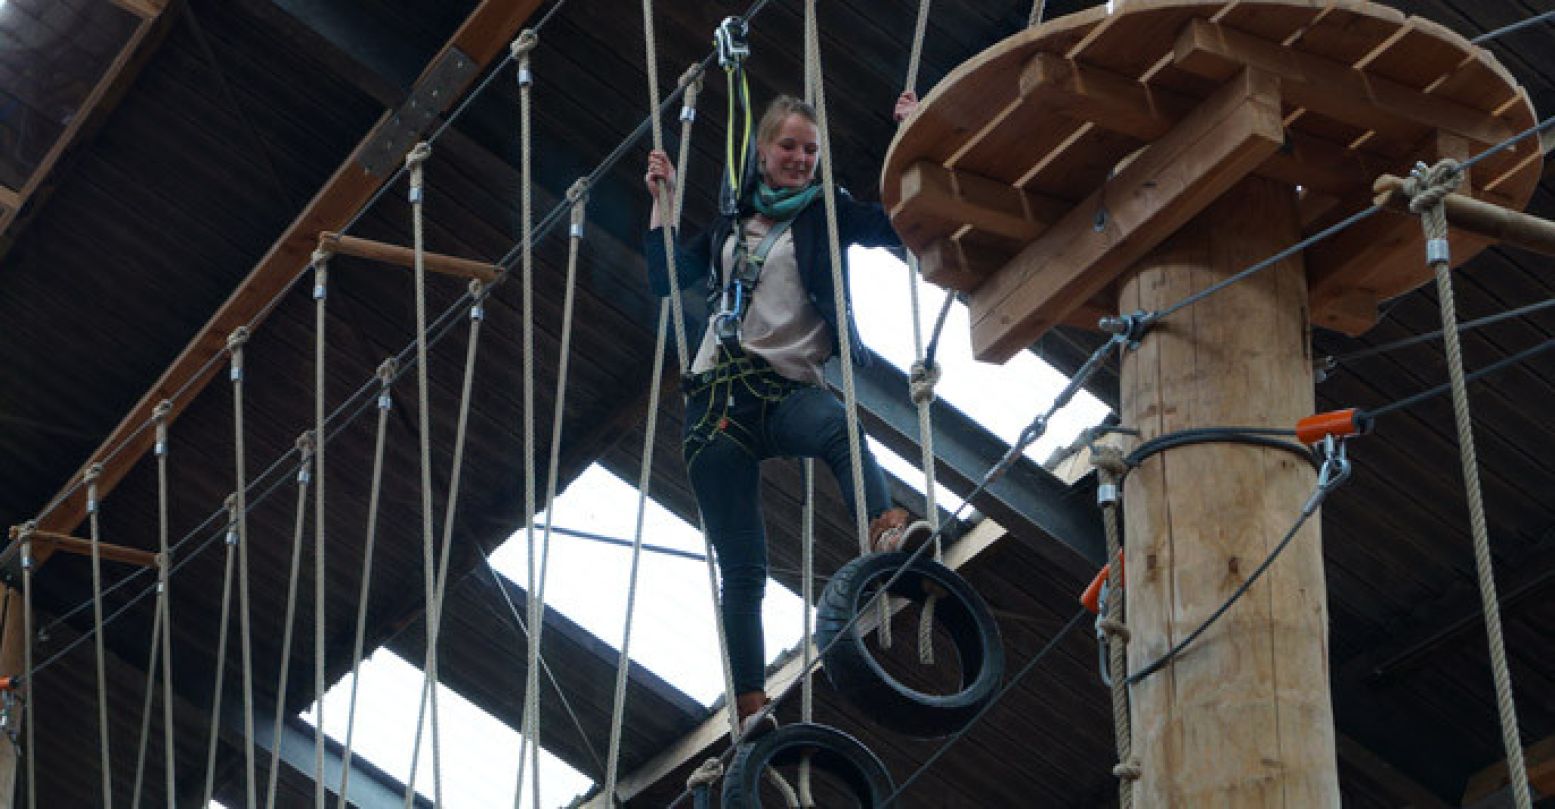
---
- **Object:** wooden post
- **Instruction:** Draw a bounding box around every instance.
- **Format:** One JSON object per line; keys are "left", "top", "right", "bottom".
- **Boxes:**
{"left": 1119, "top": 175, "right": 1339, "bottom": 805}
{"left": 0, "top": 586, "right": 24, "bottom": 806}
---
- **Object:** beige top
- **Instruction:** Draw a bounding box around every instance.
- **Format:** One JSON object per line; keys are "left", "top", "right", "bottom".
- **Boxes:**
{"left": 690, "top": 217, "right": 832, "bottom": 386}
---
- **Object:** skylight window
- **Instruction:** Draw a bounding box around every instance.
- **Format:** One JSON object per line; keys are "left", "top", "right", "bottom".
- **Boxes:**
{"left": 302, "top": 649, "right": 592, "bottom": 808}
{"left": 490, "top": 463, "right": 807, "bottom": 705}
{"left": 849, "top": 246, "right": 1112, "bottom": 465}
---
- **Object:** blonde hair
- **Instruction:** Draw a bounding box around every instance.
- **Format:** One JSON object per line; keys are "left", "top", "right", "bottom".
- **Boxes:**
{"left": 756, "top": 94, "right": 818, "bottom": 147}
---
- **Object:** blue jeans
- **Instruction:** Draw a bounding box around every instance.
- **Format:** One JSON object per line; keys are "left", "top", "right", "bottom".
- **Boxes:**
{"left": 683, "top": 364, "right": 893, "bottom": 695}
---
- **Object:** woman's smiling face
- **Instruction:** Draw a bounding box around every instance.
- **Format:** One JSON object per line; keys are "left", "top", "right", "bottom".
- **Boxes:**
{"left": 759, "top": 113, "right": 820, "bottom": 189}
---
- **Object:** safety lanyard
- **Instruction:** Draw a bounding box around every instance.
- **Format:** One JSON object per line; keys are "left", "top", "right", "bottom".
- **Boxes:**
{"left": 713, "top": 216, "right": 796, "bottom": 351}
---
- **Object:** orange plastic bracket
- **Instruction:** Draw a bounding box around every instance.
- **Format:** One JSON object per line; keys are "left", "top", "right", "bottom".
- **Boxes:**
{"left": 1296, "top": 408, "right": 1370, "bottom": 445}
{"left": 1080, "top": 558, "right": 1126, "bottom": 614}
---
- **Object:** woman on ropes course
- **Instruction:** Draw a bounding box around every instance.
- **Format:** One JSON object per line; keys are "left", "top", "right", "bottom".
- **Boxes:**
{"left": 642, "top": 89, "right": 920, "bottom": 734}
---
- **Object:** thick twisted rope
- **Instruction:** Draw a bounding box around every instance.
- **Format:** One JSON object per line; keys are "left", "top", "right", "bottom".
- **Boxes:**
{"left": 1092, "top": 445, "right": 1137, "bottom": 806}
{"left": 84, "top": 462, "right": 113, "bottom": 809}
{"left": 336, "top": 359, "right": 397, "bottom": 808}
{"left": 228, "top": 326, "right": 260, "bottom": 809}
{"left": 1405, "top": 159, "right": 1532, "bottom": 809}
{"left": 804, "top": 0, "right": 883, "bottom": 647}
{"left": 201, "top": 495, "right": 241, "bottom": 808}
{"left": 19, "top": 525, "right": 36, "bottom": 809}
{"left": 399, "top": 139, "right": 446, "bottom": 809}
{"left": 153, "top": 400, "right": 175, "bottom": 803}
{"left": 1028, "top": 0, "right": 1048, "bottom": 27}
{"left": 311, "top": 251, "right": 330, "bottom": 809}
{"left": 508, "top": 28, "right": 546, "bottom": 809}
{"left": 265, "top": 433, "right": 316, "bottom": 809}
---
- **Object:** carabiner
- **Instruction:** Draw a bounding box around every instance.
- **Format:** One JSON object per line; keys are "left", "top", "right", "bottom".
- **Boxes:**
{"left": 714, "top": 17, "right": 750, "bottom": 68}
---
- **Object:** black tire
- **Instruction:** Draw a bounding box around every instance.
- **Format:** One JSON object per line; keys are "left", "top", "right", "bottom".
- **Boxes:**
{"left": 721, "top": 722, "right": 893, "bottom": 808}
{"left": 816, "top": 552, "right": 1004, "bottom": 739}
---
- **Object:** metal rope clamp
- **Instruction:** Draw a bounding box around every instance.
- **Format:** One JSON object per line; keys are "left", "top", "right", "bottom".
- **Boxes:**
{"left": 1301, "top": 434, "right": 1352, "bottom": 517}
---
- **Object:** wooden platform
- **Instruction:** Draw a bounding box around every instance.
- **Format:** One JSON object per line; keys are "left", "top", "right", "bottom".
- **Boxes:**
{"left": 882, "top": 0, "right": 1541, "bottom": 361}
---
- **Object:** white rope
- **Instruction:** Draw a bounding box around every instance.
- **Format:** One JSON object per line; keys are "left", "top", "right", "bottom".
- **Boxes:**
{"left": 153, "top": 400, "right": 176, "bottom": 804}
{"left": 401, "top": 139, "right": 444, "bottom": 809}
{"left": 800, "top": 462, "right": 816, "bottom": 805}
{"left": 128, "top": 570, "right": 162, "bottom": 809}
{"left": 510, "top": 27, "right": 545, "bottom": 809}
{"left": 804, "top": 0, "right": 879, "bottom": 646}
{"left": 201, "top": 495, "right": 240, "bottom": 808}
{"left": 20, "top": 526, "right": 36, "bottom": 809}
{"left": 312, "top": 253, "right": 329, "bottom": 809}
{"left": 229, "top": 327, "right": 260, "bottom": 809}
{"left": 1407, "top": 160, "right": 1532, "bottom": 809}
{"left": 265, "top": 433, "right": 315, "bottom": 809}
{"left": 84, "top": 463, "right": 113, "bottom": 809}
{"left": 336, "top": 359, "right": 397, "bottom": 808}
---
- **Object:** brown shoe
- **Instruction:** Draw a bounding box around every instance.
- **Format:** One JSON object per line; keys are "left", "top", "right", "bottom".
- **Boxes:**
{"left": 735, "top": 691, "right": 777, "bottom": 741}
{"left": 869, "top": 508, "right": 933, "bottom": 555}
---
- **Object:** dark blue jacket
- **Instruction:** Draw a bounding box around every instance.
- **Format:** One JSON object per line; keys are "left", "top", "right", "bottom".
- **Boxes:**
{"left": 643, "top": 188, "right": 902, "bottom": 367}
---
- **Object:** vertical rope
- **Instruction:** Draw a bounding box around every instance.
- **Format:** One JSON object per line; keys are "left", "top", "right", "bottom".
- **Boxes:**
{"left": 312, "top": 252, "right": 329, "bottom": 809}
{"left": 1406, "top": 160, "right": 1532, "bottom": 809}
{"left": 129, "top": 589, "right": 162, "bottom": 809}
{"left": 400, "top": 140, "right": 443, "bottom": 809}
{"left": 1092, "top": 446, "right": 1137, "bottom": 806}
{"left": 509, "top": 28, "right": 543, "bottom": 809}
{"left": 804, "top": 0, "right": 879, "bottom": 648}
{"left": 904, "top": 0, "right": 932, "bottom": 98}
{"left": 798, "top": 461, "right": 816, "bottom": 808}
{"left": 20, "top": 526, "right": 36, "bottom": 809}
{"left": 336, "top": 359, "right": 397, "bottom": 808}
{"left": 1028, "top": 0, "right": 1048, "bottom": 27}
{"left": 201, "top": 495, "right": 240, "bottom": 808}
{"left": 228, "top": 326, "right": 260, "bottom": 809}
{"left": 265, "top": 434, "right": 315, "bottom": 809}
{"left": 153, "top": 401, "right": 176, "bottom": 804}
{"left": 84, "top": 463, "right": 114, "bottom": 809}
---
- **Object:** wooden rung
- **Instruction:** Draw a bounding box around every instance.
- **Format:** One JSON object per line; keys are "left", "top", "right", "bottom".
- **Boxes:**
{"left": 1373, "top": 174, "right": 1555, "bottom": 257}
{"left": 3, "top": 529, "right": 159, "bottom": 569}
{"left": 318, "top": 232, "right": 500, "bottom": 285}
{"left": 893, "top": 161, "right": 1067, "bottom": 247}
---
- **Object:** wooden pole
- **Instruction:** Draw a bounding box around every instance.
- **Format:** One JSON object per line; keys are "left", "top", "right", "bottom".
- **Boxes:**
{"left": 1118, "top": 175, "right": 1339, "bottom": 805}
{"left": 0, "top": 586, "right": 25, "bottom": 806}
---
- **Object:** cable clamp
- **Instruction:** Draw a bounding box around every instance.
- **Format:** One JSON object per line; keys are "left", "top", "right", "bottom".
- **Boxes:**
{"left": 569, "top": 222, "right": 585, "bottom": 239}
{"left": 230, "top": 366, "right": 243, "bottom": 383}
{"left": 226, "top": 526, "right": 240, "bottom": 546}
{"left": 714, "top": 17, "right": 750, "bottom": 68}
{"left": 1302, "top": 435, "right": 1351, "bottom": 516}
{"left": 313, "top": 283, "right": 327, "bottom": 301}
{"left": 408, "top": 186, "right": 424, "bottom": 205}
{"left": 155, "top": 439, "right": 167, "bottom": 458}
{"left": 1097, "top": 310, "right": 1150, "bottom": 349}
{"left": 1096, "top": 482, "right": 1119, "bottom": 507}
{"left": 1426, "top": 237, "right": 1451, "bottom": 265}
{"left": 680, "top": 105, "right": 697, "bottom": 122}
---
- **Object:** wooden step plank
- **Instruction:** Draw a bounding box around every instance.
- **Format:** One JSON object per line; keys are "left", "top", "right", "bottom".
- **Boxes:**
{"left": 892, "top": 161, "right": 1068, "bottom": 249}
{"left": 1173, "top": 18, "right": 1517, "bottom": 149}
{"left": 970, "top": 67, "right": 1285, "bottom": 362}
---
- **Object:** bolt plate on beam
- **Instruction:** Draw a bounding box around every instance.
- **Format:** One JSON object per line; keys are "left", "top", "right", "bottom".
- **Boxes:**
{"left": 357, "top": 46, "right": 477, "bottom": 177}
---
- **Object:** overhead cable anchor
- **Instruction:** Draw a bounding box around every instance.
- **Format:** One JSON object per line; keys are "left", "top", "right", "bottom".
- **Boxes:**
{"left": 1097, "top": 310, "right": 1151, "bottom": 349}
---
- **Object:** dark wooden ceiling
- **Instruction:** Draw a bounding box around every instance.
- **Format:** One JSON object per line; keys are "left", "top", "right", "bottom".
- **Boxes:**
{"left": 1, "top": 0, "right": 1554, "bottom": 807}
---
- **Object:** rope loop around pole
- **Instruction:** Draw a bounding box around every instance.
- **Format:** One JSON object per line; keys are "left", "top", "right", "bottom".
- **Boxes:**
{"left": 153, "top": 399, "right": 173, "bottom": 422}
{"left": 84, "top": 462, "right": 103, "bottom": 486}
{"left": 1402, "top": 159, "right": 1463, "bottom": 216}
{"left": 405, "top": 141, "right": 433, "bottom": 175}
{"left": 227, "top": 326, "right": 250, "bottom": 353}
{"left": 376, "top": 357, "right": 399, "bottom": 386}
{"left": 510, "top": 28, "right": 539, "bottom": 60}
{"left": 1091, "top": 444, "right": 1128, "bottom": 478}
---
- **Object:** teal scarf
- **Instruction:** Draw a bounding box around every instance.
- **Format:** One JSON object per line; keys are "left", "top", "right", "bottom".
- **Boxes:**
{"left": 753, "top": 182, "right": 822, "bottom": 220}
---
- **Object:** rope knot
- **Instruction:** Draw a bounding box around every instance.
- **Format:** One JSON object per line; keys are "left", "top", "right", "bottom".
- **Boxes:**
{"left": 677, "top": 63, "right": 705, "bottom": 93}
{"left": 510, "top": 29, "right": 538, "bottom": 60}
{"left": 468, "top": 279, "right": 486, "bottom": 300}
{"left": 1113, "top": 760, "right": 1142, "bottom": 781}
{"left": 376, "top": 357, "right": 399, "bottom": 386}
{"left": 16, "top": 521, "right": 36, "bottom": 541}
{"left": 226, "top": 326, "right": 250, "bottom": 353}
{"left": 1098, "top": 616, "right": 1130, "bottom": 642}
{"left": 1091, "top": 444, "right": 1129, "bottom": 477}
{"left": 1403, "top": 159, "right": 1463, "bottom": 215}
{"left": 224, "top": 493, "right": 239, "bottom": 521}
{"left": 84, "top": 462, "right": 104, "bottom": 485}
{"left": 404, "top": 142, "right": 432, "bottom": 173}
{"left": 566, "top": 177, "right": 590, "bottom": 209}
{"left": 296, "top": 430, "right": 316, "bottom": 459}
{"left": 153, "top": 399, "right": 173, "bottom": 421}
{"left": 908, "top": 359, "right": 941, "bottom": 405}
{"left": 311, "top": 247, "right": 332, "bottom": 269}
{"left": 686, "top": 757, "right": 724, "bottom": 789}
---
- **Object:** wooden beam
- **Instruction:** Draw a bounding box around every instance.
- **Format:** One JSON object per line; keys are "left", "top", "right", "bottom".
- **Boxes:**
{"left": 1463, "top": 735, "right": 1555, "bottom": 807}
{"left": 318, "top": 231, "right": 501, "bottom": 284}
{"left": 29, "top": 0, "right": 544, "bottom": 555}
{"left": 29, "top": 531, "right": 159, "bottom": 569}
{"left": 109, "top": 0, "right": 169, "bottom": 18}
{"left": 1333, "top": 734, "right": 1450, "bottom": 809}
{"left": 0, "top": 185, "right": 19, "bottom": 212}
{"left": 1173, "top": 18, "right": 1518, "bottom": 149}
{"left": 892, "top": 161, "right": 1068, "bottom": 248}
{"left": 593, "top": 518, "right": 1013, "bottom": 806}
{"left": 1371, "top": 174, "right": 1555, "bottom": 257}
{"left": 970, "top": 67, "right": 1284, "bottom": 362}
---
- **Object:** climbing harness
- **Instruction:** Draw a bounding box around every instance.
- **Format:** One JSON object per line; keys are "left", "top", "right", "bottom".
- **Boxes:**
{"left": 712, "top": 216, "right": 802, "bottom": 355}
